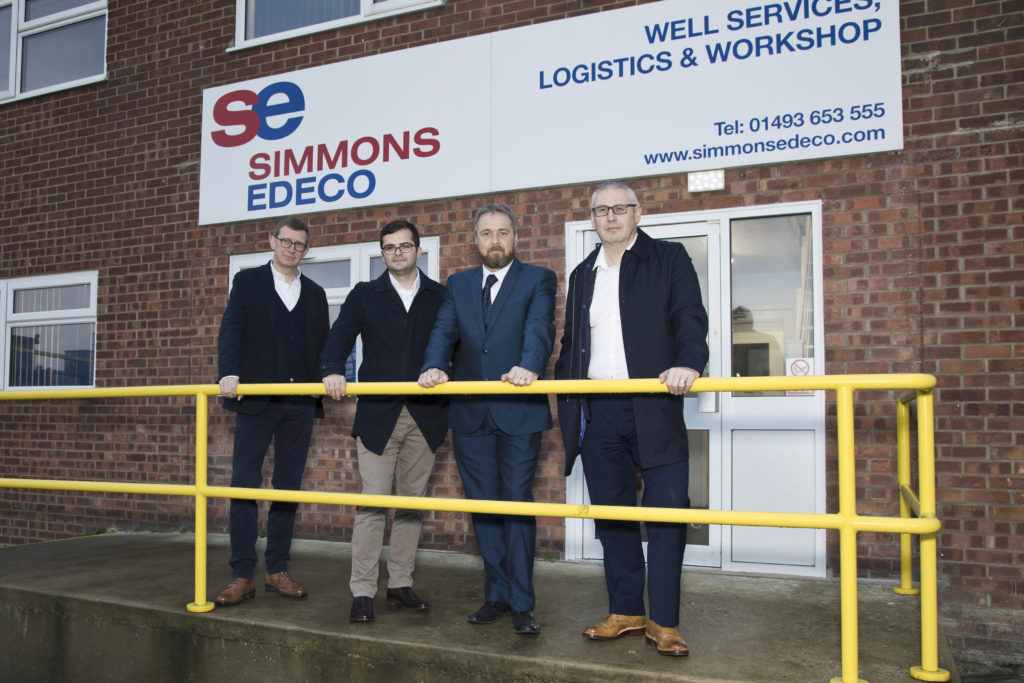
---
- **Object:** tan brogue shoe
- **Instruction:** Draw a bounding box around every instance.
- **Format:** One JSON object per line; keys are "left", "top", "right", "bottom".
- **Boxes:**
{"left": 265, "top": 571, "right": 307, "bottom": 599}
{"left": 215, "top": 578, "right": 255, "bottom": 606}
{"left": 645, "top": 619, "right": 690, "bottom": 657}
{"left": 583, "top": 613, "right": 647, "bottom": 640}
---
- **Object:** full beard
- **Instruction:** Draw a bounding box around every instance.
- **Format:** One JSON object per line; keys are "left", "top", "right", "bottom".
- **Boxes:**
{"left": 482, "top": 248, "right": 513, "bottom": 270}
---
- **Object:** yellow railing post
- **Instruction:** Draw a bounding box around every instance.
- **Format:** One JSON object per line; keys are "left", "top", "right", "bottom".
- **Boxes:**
{"left": 186, "top": 390, "right": 214, "bottom": 613}
{"left": 910, "top": 390, "right": 949, "bottom": 682}
{"left": 894, "top": 399, "right": 919, "bottom": 596}
{"left": 831, "top": 385, "right": 867, "bottom": 683}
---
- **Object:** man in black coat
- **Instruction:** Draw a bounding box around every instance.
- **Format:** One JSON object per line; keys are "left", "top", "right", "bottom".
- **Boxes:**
{"left": 321, "top": 220, "right": 448, "bottom": 624}
{"left": 215, "top": 216, "right": 330, "bottom": 607}
{"left": 554, "top": 181, "right": 709, "bottom": 656}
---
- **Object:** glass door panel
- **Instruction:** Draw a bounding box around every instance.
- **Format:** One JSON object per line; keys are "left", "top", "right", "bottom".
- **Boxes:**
{"left": 729, "top": 214, "right": 813, "bottom": 397}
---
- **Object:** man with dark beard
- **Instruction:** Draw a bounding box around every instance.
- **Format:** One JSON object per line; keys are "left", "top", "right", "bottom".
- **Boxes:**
{"left": 419, "top": 203, "right": 556, "bottom": 636}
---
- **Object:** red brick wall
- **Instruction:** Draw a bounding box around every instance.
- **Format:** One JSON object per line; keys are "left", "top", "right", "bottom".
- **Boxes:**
{"left": 0, "top": 0, "right": 1020, "bottom": 664}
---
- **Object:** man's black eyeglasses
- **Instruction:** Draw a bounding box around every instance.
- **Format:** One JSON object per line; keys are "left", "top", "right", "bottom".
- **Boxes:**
{"left": 275, "top": 236, "right": 309, "bottom": 252}
{"left": 591, "top": 204, "right": 637, "bottom": 217}
{"left": 382, "top": 242, "right": 416, "bottom": 255}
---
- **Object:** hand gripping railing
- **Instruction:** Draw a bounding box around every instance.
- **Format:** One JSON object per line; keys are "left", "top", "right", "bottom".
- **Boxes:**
{"left": 0, "top": 374, "right": 947, "bottom": 683}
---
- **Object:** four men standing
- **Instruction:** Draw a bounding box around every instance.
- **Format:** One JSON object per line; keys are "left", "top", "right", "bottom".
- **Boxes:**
{"left": 215, "top": 185, "right": 707, "bottom": 656}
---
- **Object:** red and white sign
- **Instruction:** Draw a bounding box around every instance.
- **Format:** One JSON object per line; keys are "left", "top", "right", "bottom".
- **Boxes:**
{"left": 786, "top": 357, "right": 814, "bottom": 396}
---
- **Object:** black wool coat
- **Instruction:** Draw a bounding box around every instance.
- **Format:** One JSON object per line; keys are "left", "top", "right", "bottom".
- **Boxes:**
{"left": 320, "top": 270, "right": 449, "bottom": 454}
{"left": 554, "top": 229, "right": 709, "bottom": 476}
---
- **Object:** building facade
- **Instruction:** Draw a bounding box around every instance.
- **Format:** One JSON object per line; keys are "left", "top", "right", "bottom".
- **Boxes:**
{"left": 0, "top": 0, "right": 1020, "bottom": 666}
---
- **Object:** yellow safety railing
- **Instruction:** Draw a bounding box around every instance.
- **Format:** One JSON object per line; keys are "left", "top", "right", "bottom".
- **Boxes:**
{"left": 0, "top": 375, "right": 948, "bottom": 683}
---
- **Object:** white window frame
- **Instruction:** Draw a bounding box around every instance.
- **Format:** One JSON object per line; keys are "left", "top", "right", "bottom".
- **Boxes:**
{"left": 231, "top": 0, "right": 444, "bottom": 51}
{"left": 2, "top": 270, "right": 99, "bottom": 390}
{"left": 0, "top": 2, "right": 13, "bottom": 99}
{"left": 0, "top": 0, "right": 107, "bottom": 104}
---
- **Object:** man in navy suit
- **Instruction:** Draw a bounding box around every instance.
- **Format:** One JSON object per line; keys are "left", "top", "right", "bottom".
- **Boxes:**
{"left": 555, "top": 181, "right": 708, "bottom": 657}
{"left": 418, "top": 203, "right": 556, "bottom": 636}
{"left": 215, "top": 216, "right": 329, "bottom": 607}
{"left": 320, "top": 219, "right": 449, "bottom": 624}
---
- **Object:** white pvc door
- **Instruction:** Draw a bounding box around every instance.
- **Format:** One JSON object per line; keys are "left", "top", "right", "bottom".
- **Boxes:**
{"left": 565, "top": 221, "right": 723, "bottom": 568}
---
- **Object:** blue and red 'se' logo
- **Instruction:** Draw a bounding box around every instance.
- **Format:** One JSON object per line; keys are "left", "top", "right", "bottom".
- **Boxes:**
{"left": 210, "top": 81, "right": 305, "bottom": 148}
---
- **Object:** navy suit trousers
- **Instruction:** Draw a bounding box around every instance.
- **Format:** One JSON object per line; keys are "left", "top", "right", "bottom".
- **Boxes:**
{"left": 581, "top": 396, "right": 689, "bottom": 627}
{"left": 228, "top": 399, "right": 315, "bottom": 578}
{"left": 453, "top": 412, "right": 540, "bottom": 612}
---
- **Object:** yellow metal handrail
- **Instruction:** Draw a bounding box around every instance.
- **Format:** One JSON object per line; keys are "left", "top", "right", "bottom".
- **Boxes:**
{"left": 0, "top": 375, "right": 948, "bottom": 683}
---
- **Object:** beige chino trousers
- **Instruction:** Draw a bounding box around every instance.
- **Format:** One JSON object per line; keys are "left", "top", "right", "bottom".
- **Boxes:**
{"left": 349, "top": 406, "right": 435, "bottom": 598}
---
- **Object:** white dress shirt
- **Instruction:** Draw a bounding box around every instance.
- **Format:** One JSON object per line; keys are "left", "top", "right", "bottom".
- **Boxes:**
{"left": 587, "top": 238, "right": 636, "bottom": 380}
{"left": 390, "top": 271, "right": 421, "bottom": 312}
{"left": 271, "top": 261, "right": 302, "bottom": 311}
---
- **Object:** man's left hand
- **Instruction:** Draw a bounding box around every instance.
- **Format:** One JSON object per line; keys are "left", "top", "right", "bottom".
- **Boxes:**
{"left": 659, "top": 367, "right": 700, "bottom": 395}
{"left": 322, "top": 374, "right": 347, "bottom": 401}
{"left": 501, "top": 366, "right": 539, "bottom": 387}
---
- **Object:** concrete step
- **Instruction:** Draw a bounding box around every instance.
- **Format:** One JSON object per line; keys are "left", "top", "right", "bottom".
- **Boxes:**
{"left": 0, "top": 533, "right": 958, "bottom": 682}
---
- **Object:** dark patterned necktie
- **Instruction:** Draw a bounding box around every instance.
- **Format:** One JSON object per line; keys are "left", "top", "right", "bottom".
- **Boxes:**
{"left": 482, "top": 273, "right": 498, "bottom": 317}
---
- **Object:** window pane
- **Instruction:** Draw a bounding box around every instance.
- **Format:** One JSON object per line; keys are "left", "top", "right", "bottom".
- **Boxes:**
{"left": 13, "top": 283, "right": 91, "bottom": 313}
{"left": 248, "top": 0, "right": 359, "bottom": 39}
{"left": 687, "top": 429, "right": 710, "bottom": 546}
{"left": 0, "top": 7, "right": 10, "bottom": 92}
{"left": 301, "top": 259, "right": 350, "bottom": 290}
{"left": 21, "top": 15, "right": 105, "bottom": 92}
{"left": 25, "top": 0, "right": 95, "bottom": 21}
{"left": 730, "top": 214, "right": 814, "bottom": 397}
{"left": 9, "top": 322, "right": 95, "bottom": 387}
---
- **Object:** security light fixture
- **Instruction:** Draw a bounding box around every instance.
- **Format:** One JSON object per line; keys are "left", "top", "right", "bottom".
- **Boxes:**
{"left": 687, "top": 170, "right": 725, "bottom": 192}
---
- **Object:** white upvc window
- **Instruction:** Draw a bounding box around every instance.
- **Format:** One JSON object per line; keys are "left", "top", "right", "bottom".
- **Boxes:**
{"left": 232, "top": 0, "right": 444, "bottom": 50}
{"left": 228, "top": 234, "right": 440, "bottom": 380}
{"left": 0, "top": 0, "right": 107, "bottom": 103}
{"left": 2, "top": 270, "right": 98, "bottom": 389}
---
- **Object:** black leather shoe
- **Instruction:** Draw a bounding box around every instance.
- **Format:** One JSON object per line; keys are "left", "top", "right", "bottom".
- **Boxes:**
{"left": 467, "top": 601, "right": 510, "bottom": 624}
{"left": 513, "top": 610, "right": 541, "bottom": 635}
{"left": 349, "top": 596, "right": 374, "bottom": 623}
{"left": 386, "top": 586, "right": 429, "bottom": 610}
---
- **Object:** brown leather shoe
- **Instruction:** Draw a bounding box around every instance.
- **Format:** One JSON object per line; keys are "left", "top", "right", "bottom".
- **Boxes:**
{"left": 215, "top": 578, "right": 255, "bottom": 606}
{"left": 645, "top": 619, "right": 690, "bottom": 656}
{"left": 264, "top": 571, "right": 307, "bottom": 599}
{"left": 583, "top": 613, "right": 646, "bottom": 640}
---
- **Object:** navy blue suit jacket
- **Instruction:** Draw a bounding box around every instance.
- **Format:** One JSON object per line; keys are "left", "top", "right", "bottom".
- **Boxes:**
{"left": 319, "top": 270, "right": 449, "bottom": 454}
{"left": 421, "top": 259, "right": 557, "bottom": 435}
{"left": 554, "top": 229, "right": 709, "bottom": 475}
{"left": 217, "top": 262, "right": 330, "bottom": 417}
